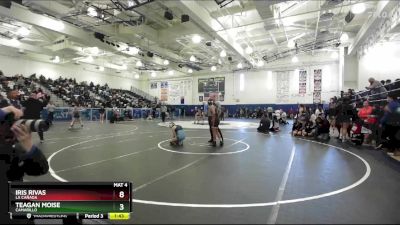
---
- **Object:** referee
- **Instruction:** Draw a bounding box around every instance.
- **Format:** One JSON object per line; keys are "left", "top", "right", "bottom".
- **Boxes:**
{"left": 207, "top": 99, "right": 213, "bottom": 143}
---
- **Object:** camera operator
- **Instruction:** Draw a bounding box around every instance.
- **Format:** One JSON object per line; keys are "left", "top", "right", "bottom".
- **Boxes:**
{"left": 21, "top": 93, "right": 48, "bottom": 143}
{"left": 0, "top": 105, "right": 49, "bottom": 224}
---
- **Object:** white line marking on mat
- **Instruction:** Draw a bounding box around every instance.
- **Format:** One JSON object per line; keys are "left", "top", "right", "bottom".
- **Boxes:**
{"left": 48, "top": 130, "right": 371, "bottom": 208}
{"left": 226, "top": 138, "right": 246, "bottom": 148}
{"left": 157, "top": 137, "right": 250, "bottom": 155}
{"left": 133, "top": 156, "right": 208, "bottom": 192}
{"left": 55, "top": 147, "right": 156, "bottom": 173}
{"left": 267, "top": 145, "right": 296, "bottom": 224}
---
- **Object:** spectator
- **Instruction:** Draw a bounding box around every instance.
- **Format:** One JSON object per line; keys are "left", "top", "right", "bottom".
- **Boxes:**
{"left": 21, "top": 93, "right": 48, "bottom": 143}
{"left": 366, "top": 77, "right": 387, "bottom": 100}
{"left": 335, "top": 96, "right": 354, "bottom": 142}
{"left": 357, "top": 101, "right": 376, "bottom": 145}
{"left": 257, "top": 114, "right": 270, "bottom": 134}
{"left": 315, "top": 117, "right": 330, "bottom": 140}
{"left": 379, "top": 94, "right": 400, "bottom": 156}
{"left": 46, "top": 101, "right": 56, "bottom": 126}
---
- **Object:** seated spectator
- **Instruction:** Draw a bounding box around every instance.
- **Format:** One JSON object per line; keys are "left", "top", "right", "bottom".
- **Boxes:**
{"left": 366, "top": 77, "right": 387, "bottom": 100}
{"left": 302, "top": 120, "right": 315, "bottom": 137}
{"left": 315, "top": 117, "right": 330, "bottom": 140}
{"left": 292, "top": 120, "right": 304, "bottom": 136}
{"left": 257, "top": 114, "right": 270, "bottom": 134}
{"left": 279, "top": 110, "right": 288, "bottom": 124}
{"left": 194, "top": 108, "right": 204, "bottom": 124}
{"left": 270, "top": 115, "right": 280, "bottom": 132}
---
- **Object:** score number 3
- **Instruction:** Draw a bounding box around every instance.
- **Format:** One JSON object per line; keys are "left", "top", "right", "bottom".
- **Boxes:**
{"left": 118, "top": 191, "right": 125, "bottom": 211}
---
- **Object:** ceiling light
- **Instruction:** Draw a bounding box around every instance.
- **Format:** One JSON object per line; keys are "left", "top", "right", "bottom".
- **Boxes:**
{"left": 245, "top": 46, "right": 253, "bottom": 54}
{"left": 331, "top": 51, "right": 339, "bottom": 59}
{"left": 351, "top": 3, "right": 366, "bottom": 14}
{"left": 129, "top": 46, "right": 139, "bottom": 55}
{"left": 211, "top": 66, "right": 217, "bottom": 71}
{"left": 151, "top": 71, "right": 156, "bottom": 77}
{"left": 163, "top": 59, "right": 169, "bottom": 65}
{"left": 218, "top": 59, "right": 222, "bottom": 64}
{"left": 9, "top": 38, "right": 20, "bottom": 46}
{"left": 190, "top": 55, "right": 196, "bottom": 62}
{"left": 91, "top": 47, "right": 99, "bottom": 55}
{"left": 122, "top": 64, "right": 127, "bottom": 70}
{"left": 127, "top": 0, "right": 135, "bottom": 8}
{"left": 220, "top": 50, "right": 226, "bottom": 58}
{"left": 52, "top": 56, "right": 60, "bottom": 63}
{"left": 291, "top": 56, "right": 299, "bottom": 63}
{"left": 98, "top": 66, "right": 104, "bottom": 71}
{"left": 192, "top": 34, "right": 202, "bottom": 44}
{"left": 168, "top": 70, "right": 174, "bottom": 75}
{"left": 136, "top": 60, "right": 143, "bottom": 67}
{"left": 340, "top": 33, "right": 349, "bottom": 42}
{"left": 17, "top": 27, "right": 30, "bottom": 36}
{"left": 87, "top": 6, "right": 98, "bottom": 17}
{"left": 87, "top": 55, "right": 94, "bottom": 62}
{"left": 237, "top": 62, "right": 243, "bottom": 69}
{"left": 287, "top": 39, "right": 296, "bottom": 48}
{"left": 134, "top": 74, "right": 140, "bottom": 79}
{"left": 188, "top": 68, "right": 193, "bottom": 73}
{"left": 257, "top": 60, "right": 264, "bottom": 67}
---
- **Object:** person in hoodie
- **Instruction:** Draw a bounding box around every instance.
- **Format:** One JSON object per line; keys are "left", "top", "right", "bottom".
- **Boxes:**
{"left": 21, "top": 93, "right": 48, "bottom": 143}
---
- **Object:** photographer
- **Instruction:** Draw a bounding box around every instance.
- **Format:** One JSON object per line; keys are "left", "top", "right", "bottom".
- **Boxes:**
{"left": 0, "top": 105, "right": 49, "bottom": 224}
{"left": 21, "top": 93, "right": 48, "bottom": 143}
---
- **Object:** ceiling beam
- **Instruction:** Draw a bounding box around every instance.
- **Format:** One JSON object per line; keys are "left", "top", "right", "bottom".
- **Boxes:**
{"left": 0, "top": 2, "right": 186, "bottom": 73}
{"left": 0, "top": 37, "right": 54, "bottom": 55}
{"left": 348, "top": 1, "right": 397, "bottom": 55}
{"left": 174, "top": 0, "right": 252, "bottom": 65}
{"left": 209, "top": 1, "right": 255, "bottom": 18}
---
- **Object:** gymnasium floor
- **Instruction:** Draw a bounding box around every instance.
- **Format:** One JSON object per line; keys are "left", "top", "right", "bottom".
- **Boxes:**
{"left": 26, "top": 119, "right": 400, "bottom": 224}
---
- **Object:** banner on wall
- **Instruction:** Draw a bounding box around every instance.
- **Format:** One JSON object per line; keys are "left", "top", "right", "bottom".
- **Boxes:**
{"left": 150, "top": 82, "right": 157, "bottom": 89}
{"left": 313, "top": 69, "right": 322, "bottom": 104}
{"left": 299, "top": 70, "right": 307, "bottom": 95}
{"left": 199, "top": 96, "right": 203, "bottom": 102}
{"left": 160, "top": 82, "right": 168, "bottom": 101}
{"left": 160, "top": 81, "right": 168, "bottom": 88}
{"left": 276, "top": 71, "right": 290, "bottom": 103}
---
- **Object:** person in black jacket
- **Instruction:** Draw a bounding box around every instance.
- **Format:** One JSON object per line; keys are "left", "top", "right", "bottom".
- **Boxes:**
{"left": 257, "top": 114, "right": 270, "bottom": 134}
{"left": 335, "top": 96, "right": 354, "bottom": 142}
{"left": 21, "top": 93, "right": 48, "bottom": 143}
{"left": 0, "top": 105, "right": 49, "bottom": 224}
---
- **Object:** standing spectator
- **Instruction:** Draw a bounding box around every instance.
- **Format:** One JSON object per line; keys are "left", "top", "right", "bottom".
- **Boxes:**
{"left": 379, "top": 94, "right": 400, "bottom": 155}
{"left": 267, "top": 106, "right": 273, "bottom": 120}
{"left": 160, "top": 102, "right": 167, "bottom": 123}
{"left": 328, "top": 98, "right": 338, "bottom": 137}
{"left": 336, "top": 97, "right": 354, "bottom": 142}
{"left": 46, "top": 101, "right": 56, "bottom": 126}
{"left": 357, "top": 101, "right": 376, "bottom": 145}
{"left": 99, "top": 106, "right": 106, "bottom": 124}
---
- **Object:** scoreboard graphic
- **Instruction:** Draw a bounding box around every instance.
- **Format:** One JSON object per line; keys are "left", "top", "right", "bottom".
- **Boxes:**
{"left": 198, "top": 77, "right": 225, "bottom": 101}
{"left": 8, "top": 182, "right": 132, "bottom": 221}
